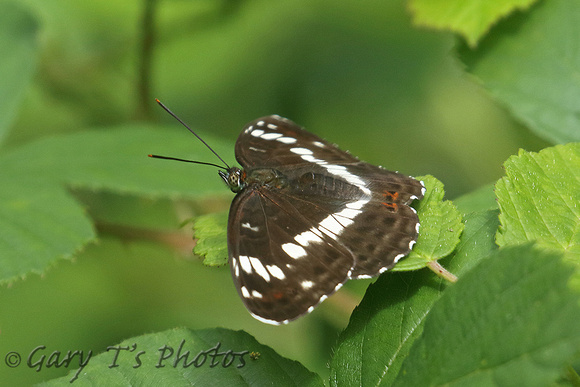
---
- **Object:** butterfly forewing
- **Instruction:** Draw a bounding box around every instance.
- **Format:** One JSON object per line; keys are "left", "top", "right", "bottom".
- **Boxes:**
{"left": 227, "top": 115, "right": 424, "bottom": 324}
{"left": 235, "top": 115, "right": 360, "bottom": 170}
{"left": 228, "top": 187, "right": 354, "bottom": 324}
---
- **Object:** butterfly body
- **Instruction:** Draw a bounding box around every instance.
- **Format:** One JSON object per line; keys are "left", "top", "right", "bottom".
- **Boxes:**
{"left": 222, "top": 115, "right": 424, "bottom": 324}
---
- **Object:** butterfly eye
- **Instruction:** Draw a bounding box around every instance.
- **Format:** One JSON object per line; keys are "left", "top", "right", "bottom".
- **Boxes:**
{"left": 223, "top": 168, "right": 245, "bottom": 193}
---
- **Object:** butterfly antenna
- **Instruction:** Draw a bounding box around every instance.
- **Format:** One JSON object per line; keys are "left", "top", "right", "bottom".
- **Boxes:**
{"left": 147, "top": 154, "right": 228, "bottom": 170}
{"left": 155, "top": 98, "right": 231, "bottom": 169}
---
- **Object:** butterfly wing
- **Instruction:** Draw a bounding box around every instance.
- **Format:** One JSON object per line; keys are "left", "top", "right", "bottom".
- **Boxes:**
{"left": 326, "top": 163, "right": 424, "bottom": 278}
{"left": 235, "top": 115, "right": 360, "bottom": 170}
{"left": 228, "top": 186, "right": 355, "bottom": 324}
{"left": 273, "top": 163, "right": 423, "bottom": 279}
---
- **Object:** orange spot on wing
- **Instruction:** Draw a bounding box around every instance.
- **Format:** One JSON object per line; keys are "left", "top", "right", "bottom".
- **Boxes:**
{"left": 381, "top": 191, "right": 399, "bottom": 212}
{"left": 382, "top": 191, "right": 399, "bottom": 201}
{"left": 381, "top": 202, "right": 398, "bottom": 211}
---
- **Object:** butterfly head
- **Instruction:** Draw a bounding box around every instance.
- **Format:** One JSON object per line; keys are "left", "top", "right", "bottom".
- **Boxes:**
{"left": 219, "top": 167, "right": 246, "bottom": 193}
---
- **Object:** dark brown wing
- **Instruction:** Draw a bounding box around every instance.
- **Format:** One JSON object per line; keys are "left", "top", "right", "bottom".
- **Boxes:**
{"left": 228, "top": 185, "right": 354, "bottom": 324}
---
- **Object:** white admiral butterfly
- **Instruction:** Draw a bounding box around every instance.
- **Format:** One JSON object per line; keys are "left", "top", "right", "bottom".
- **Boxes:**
{"left": 151, "top": 101, "right": 425, "bottom": 325}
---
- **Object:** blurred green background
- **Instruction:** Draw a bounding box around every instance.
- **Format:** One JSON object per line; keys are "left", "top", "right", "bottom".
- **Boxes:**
{"left": 0, "top": 0, "right": 550, "bottom": 385}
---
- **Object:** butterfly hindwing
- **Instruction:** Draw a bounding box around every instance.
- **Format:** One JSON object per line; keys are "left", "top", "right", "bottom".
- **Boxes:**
{"left": 278, "top": 165, "right": 423, "bottom": 279}
{"left": 330, "top": 163, "right": 424, "bottom": 278}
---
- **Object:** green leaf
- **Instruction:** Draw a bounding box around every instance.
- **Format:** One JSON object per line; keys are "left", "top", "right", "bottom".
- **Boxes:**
{"left": 0, "top": 2, "right": 39, "bottom": 144}
{"left": 495, "top": 143, "right": 580, "bottom": 254}
{"left": 0, "top": 181, "right": 95, "bottom": 283}
{"left": 460, "top": 0, "right": 580, "bottom": 144}
{"left": 39, "top": 328, "right": 323, "bottom": 386}
{"left": 0, "top": 126, "right": 233, "bottom": 283}
{"left": 0, "top": 126, "right": 234, "bottom": 197}
{"left": 409, "top": 0, "right": 538, "bottom": 48}
{"left": 330, "top": 209, "right": 497, "bottom": 386}
{"left": 193, "top": 211, "right": 229, "bottom": 266}
{"left": 393, "top": 244, "right": 580, "bottom": 386}
{"left": 394, "top": 175, "right": 464, "bottom": 271}
{"left": 447, "top": 210, "right": 500, "bottom": 274}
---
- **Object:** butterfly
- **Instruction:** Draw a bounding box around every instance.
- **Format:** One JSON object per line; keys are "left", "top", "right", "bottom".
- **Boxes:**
{"left": 151, "top": 102, "right": 424, "bottom": 325}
